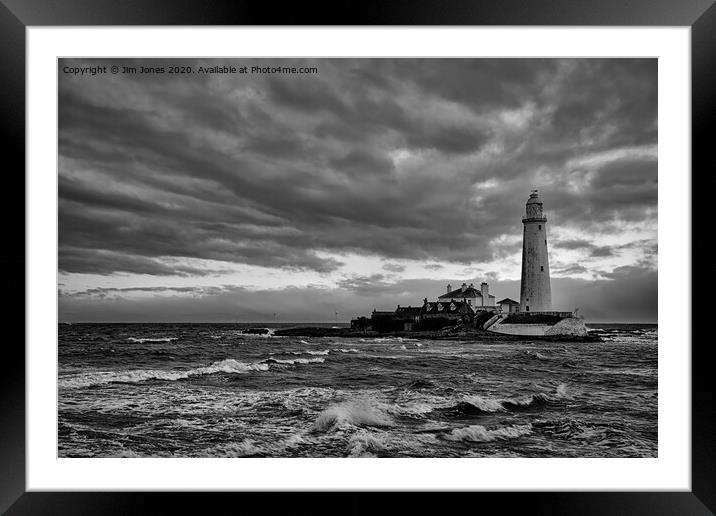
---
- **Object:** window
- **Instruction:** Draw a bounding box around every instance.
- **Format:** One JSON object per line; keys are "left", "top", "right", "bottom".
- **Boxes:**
{"left": 541, "top": 266, "right": 544, "bottom": 271}
{"left": 538, "top": 225, "right": 541, "bottom": 230}
{"left": 526, "top": 306, "right": 530, "bottom": 311}
{"left": 545, "top": 239, "right": 547, "bottom": 245}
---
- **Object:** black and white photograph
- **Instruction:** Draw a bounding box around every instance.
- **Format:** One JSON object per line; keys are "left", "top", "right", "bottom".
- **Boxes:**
{"left": 58, "top": 57, "right": 658, "bottom": 459}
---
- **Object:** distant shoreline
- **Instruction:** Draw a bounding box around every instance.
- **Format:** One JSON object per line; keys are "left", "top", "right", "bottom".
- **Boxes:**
{"left": 58, "top": 321, "right": 657, "bottom": 326}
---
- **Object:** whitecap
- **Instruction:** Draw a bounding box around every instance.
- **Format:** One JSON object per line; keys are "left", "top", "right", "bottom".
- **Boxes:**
{"left": 269, "top": 357, "right": 325, "bottom": 365}
{"left": 313, "top": 399, "right": 394, "bottom": 431}
{"left": 58, "top": 358, "right": 270, "bottom": 389}
{"left": 444, "top": 423, "right": 533, "bottom": 442}
{"left": 127, "top": 337, "right": 178, "bottom": 343}
{"left": 348, "top": 430, "right": 388, "bottom": 457}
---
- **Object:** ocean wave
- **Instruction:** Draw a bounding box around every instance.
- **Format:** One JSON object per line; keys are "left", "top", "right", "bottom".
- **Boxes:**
{"left": 461, "top": 395, "right": 506, "bottom": 413}
{"left": 127, "top": 337, "right": 178, "bottom": 343}
{"left": 533, "top": 418, "right": 610, "bottom": 442}
{"left": 332, "top": 348, "right": 360, "bottom": 354}
{"left": 266, "top": 357, "right": 325, "bottom": 365}
{"left": 203, "top": 440, "right": 263, "bottom": 457}
{"left": 348, "top": 430, "right": 389, "bottom": 457}
{"left": 58, "top": 358, "right": 270, "bottom": 389}
{"left": 313, "top": 399, "right": 394, "bottom": 432}
{"left": 406, "top": 378, "right": 435, "bottom": 390}
{"left": 518, "top": 350, "right": 551, "bottom": 360}
{"left": 442, "top": 384, "right": 572, "bottom": 415}
{"left": 360, "top": 337, "right": 418, "bottom": 343}
{"left": 444, "top": 423, "right": 533, "bottom": 442}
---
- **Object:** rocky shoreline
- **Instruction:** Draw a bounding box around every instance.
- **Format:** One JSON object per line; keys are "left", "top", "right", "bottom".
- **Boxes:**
{"left": 271, "top": 325, "right": 601, "bottom": 342}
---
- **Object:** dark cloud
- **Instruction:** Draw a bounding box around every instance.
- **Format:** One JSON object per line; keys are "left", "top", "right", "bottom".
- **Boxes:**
{"left": 329, "top": 149, "right": 395, "bottom": 176}
{"left": 590, "top": 246, "right": 615, "bottom": 258}
{"left": 553, "top": 239, "right": 593, "bottom": 250}
{"left": 58, "top": 57, "right": 656, "bottom": 286}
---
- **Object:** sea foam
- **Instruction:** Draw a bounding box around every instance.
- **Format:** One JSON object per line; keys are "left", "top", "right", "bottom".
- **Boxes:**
{"left": 348, "top": 430, "right": 389, "bottom": 457}
{"left": 127, "top": 337, "right": 178, "bottom": 343}
{"left": 58, "top": 358, "right": 270, "bottom": 389}
{"left": 268, "top": 357, "right": 326, "bottom": 365}
{"left": 313, "top": 399, "right": 394, "bottom": 431}
{"left": 444, "top": 423, "right": 533, "bottom": 442}
{"left": 449, "top": 384, "right": 572, "bottom": 414}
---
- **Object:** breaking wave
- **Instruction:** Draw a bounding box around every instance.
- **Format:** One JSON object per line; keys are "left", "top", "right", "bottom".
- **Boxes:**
{"left": 127, "top": 337, "right": 178, "bottom": 343}
{"left": 442, "top": 384, "right": 572, "bottom": 415}
{"left": 59, "top": 358, "right": 271, "bottom": 389}
{"left": 297, "top": 349, "right": 330, "bottom": 356}
{"left": 265, "top": 357, "right": 325, "bottom": 365}
{"left": 313, "top": 399, "right": 394, "bottom": 431}
{"left": 460, "top": 395, "right": 506, "bottom": 413}
{"left": 348, "top": 430, "right": 389, "bottom": 457}
{"left": 444, "top": 423, "right": 533, "bottom": 442}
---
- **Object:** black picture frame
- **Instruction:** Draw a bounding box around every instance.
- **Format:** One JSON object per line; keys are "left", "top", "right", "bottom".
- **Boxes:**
{"left": 3, "top": 0, "right": 709, "bottom": 514}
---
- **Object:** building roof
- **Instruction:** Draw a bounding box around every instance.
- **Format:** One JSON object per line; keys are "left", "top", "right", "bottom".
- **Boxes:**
{"left": 396, "top": 306, "right": 422, "bottom": 316}
{"left": 438, "top": 286, "right": 482, "bottom": 299}
{"left": 438, "top": 287, "right": 495, "bottom": 299}
{"left": 497, "top": 298, "right": 520, "bottom": 306}
{"left": 422, "top": 300, "right": 472, "bottom": 314}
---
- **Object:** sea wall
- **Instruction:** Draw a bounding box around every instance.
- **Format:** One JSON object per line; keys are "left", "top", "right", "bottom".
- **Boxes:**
{"left": 487, "top": 317, "right": 588, "bottom": 337}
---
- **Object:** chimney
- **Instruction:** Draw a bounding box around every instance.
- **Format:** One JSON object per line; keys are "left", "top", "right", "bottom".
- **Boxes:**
{"left": 461, "top": 283, "right": 467, "bottom": 292}
{"left": 481, "top": 282, "right": 489, "bottom": 306}
{"left": 446, "top": 284, "right": 451, "bottom": 293}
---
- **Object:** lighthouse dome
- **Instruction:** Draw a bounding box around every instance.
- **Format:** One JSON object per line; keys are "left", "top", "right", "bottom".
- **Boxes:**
{"left": 526, "top": 191, "right": 542, "bottom": 204}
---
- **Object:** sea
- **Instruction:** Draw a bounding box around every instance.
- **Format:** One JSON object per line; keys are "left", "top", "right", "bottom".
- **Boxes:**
{"left": 58, "top": 323, "right": 657, "bottom": 458}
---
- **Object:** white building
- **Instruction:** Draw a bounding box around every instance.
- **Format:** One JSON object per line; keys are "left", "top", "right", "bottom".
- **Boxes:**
{"left": 519, "top": 190, "right": 552, "bottom": 312}
{"left": 437, "top": 282, "right": 495, "bottom": 308}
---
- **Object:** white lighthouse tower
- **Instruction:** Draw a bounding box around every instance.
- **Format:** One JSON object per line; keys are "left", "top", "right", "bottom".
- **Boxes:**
{"left": 520, "top": 190, "right": 552, "bottom": 312}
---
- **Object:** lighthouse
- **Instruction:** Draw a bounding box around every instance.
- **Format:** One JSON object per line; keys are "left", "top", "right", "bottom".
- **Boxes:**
{"left": 520, "top": 190, "right": 552, "bottom": 312}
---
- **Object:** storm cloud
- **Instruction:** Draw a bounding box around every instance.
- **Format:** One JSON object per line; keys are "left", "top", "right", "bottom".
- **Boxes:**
{"left": 58, "top": 58, "right": 657, "bottom": 322}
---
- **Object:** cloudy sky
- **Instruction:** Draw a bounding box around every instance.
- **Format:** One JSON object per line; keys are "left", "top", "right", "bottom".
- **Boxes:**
{"left": 58, "top": 58, "right": 657, "bottom": 323}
